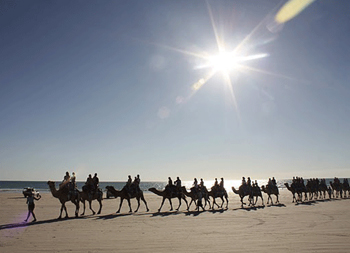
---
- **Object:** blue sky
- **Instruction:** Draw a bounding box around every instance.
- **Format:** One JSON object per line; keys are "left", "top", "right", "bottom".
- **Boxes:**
{"left": 1, "top": 0, "right": 349, "bottom": 181}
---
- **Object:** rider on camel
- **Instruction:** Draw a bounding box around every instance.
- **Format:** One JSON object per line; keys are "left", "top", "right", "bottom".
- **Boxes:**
{"left": 219, "top": 178, "right": 224, "bottom": 192}
{"left": 165, "top": 177, "right": 174, "bottom": 195}
{"left": 247, "top": 177, "right": 251, "bottom": 187}
{"left": 174, "top": 177, "right": 181, "bottom": 194}
{"left": 192, "top": 178, "right": 199, "bottom": 193}
{"left": 92, "top": 173, "right": 99, "bottom": 192}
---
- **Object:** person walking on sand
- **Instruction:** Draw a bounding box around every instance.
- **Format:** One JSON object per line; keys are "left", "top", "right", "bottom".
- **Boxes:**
{"left": 24, "top": 192, "right": 41, "bottom": 222}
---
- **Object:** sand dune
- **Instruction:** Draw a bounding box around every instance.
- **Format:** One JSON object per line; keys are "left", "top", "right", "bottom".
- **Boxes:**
{"left": 1, "top": 188, "right": 350, "bottom": 252}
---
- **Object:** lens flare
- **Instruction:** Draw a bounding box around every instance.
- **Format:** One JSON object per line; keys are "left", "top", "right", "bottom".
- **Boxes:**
{"left": 275, "top": 0, "right": 316, "bottom": 24}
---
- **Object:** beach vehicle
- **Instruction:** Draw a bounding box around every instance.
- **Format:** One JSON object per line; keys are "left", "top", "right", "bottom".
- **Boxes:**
{"left": 22, "top": 187, "right": 40, "bottom": 198}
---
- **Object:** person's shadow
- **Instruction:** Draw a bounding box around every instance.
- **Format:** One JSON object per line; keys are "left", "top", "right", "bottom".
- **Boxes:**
{"left": 0, "top": 216, "right": 85, "bottom": 230}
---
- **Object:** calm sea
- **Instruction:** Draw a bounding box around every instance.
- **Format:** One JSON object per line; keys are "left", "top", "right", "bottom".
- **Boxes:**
{"left": 0, "top": 178, "right": 344, "bottom": 193}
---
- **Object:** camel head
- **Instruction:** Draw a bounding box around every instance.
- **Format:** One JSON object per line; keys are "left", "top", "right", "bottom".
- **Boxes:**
{"left": 47, "top": 181, "right": 56, "bottom": 187}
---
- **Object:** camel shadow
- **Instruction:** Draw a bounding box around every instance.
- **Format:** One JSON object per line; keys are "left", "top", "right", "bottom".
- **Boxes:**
{"left": 0, "top": 216, "right": 82, "bottom": 231}
{"left": 232, "top": 205, "right": 265, "bottom": 211}
{"left": 95, "top": 212, "right": 133, "bottom": 220}
{"left": 266, "top": 203, "right": 286, "bottom": 208}
{"left": 151, "top": 210, "right": 184, "bottom": 217}
{"left": 7, "top": 197, "right": 26, "bottom": 200}
{"left": 185, "top": 210, "right": 205, "bottom": 216}
{"left": 315, "top": 199, "right": 331, "bottom": 203}
{"left": 296, "top": 201, "right": 315, "bottom": 206}
{"left": 208, "top": 208, "right": 227, "bottom": 214}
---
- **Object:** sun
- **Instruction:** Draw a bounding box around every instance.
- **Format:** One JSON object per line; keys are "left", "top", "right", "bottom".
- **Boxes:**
{"left": 207, "top": 50, "right": 241, "bottom": 74}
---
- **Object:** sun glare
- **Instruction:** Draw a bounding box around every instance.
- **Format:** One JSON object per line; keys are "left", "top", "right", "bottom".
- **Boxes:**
{"left": 207, "top": 51, "right": 241, "bottom": 73}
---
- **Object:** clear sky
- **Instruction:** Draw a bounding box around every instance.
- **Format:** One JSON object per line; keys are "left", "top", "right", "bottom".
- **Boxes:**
{"left": 1, "top": 0, "right": 349, "bottom": 181}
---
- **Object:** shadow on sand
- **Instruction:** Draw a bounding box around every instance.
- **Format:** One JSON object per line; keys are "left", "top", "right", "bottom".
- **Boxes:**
{"left": 151, "top": 210, "right": 185, "bottom": 217}
{"left": 266, "top": 203, "right": 286, "bottom": 208}
{"left": 7, "top": 197, "right": 26, "bottom": 200}
{"left": 0, "top": 216, "right": 87, "bottom": 231}
{"left": 232, "top": 205, "right": 265, "bottom": 211}
{"left": 95, "top": 211, "right": 152, "bottom": 220}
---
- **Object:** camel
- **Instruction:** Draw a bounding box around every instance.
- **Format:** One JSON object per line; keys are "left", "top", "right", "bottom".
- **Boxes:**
{"left": 47, "top": 181, "right": 80, "bottom": 219}
{"left": 79, "top": 188, "right": 103, "bottom": 215}
{"left": 261, "top": 185, "right": 279, "bottom": 205}
{"left": 183, "top": 187, "right": 211, "bottom": 211}
{"left": 105, "top": 186, "right": 149, "bottom": 213}
{"left": 208, "top": 187, "right": 228, "bottom": 209}
{"left": 306, "top": 180, "right": 318, "bottom": 200}
{"left": 318, "top": 183, "right": 328, "bottom": 199}
{"left": 148, "top": 187, "right": 189, "bottom": 212}
{"left": 284, "top": 183, "right": 303, "bottom": 203}
{"left": 232, "top": 185, "right": 264, "bottom": 207}
{"left": 341, "top": 181, "right": 349, "bottom": 198}
{"left": 251, "top": 185, "right": 264, "bottom": 206}
{"left": 330, "top": 182, "right": 343, "bottom": 198}
{"left": 232, "top": 186, "right": 253, "bottom": 208}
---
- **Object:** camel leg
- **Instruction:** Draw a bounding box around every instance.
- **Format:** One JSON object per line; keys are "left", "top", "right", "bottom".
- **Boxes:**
{"left": 59, "top": 202, "right": 69, "bottom": 219}
{"left": 135, "top": 198, "right": 141, "bottom": 213}
{"left": 117, "top": 198, "right": 124, "bottom": 213}
{"left": 89, "top": 200, "right": 96, "bottom": 215}
{"left": 183, "top": 197, "right": 189, "bottom": 210}
{"left": 59, "top": 204, "right": 64, "bottom": 219}
{"left": 188, "top": 199, "right": 194, "bottom": 210}
{"left": 81, "top": 200, "right": 86, "bottom": 216}
{"left": 267, "top": 195, "right": 271, "bottom": 205}
{"left": 175, "top": 198, "right": 181, "bottom": 211}
{"left": 158, "top": 197, "right": 166, "bottom": 212}
{"left": 219, "top": 197, "right": 224, "bottom": 208}
{"left": 248, "top": 196, "right": 252, "bottom": 207}
{"left": 168, "top": 198, "right": 174, "bottom": 211}
{"left": 208, "top": 198, "right": 212, "bottom": 209}
{"left": 205, "top": 197, "right": 211, "bottom": 209}
{"left": 240, "top": 197, "right": 244, "bottom": 208}
{"left": 97, "top": 199, "right": 102, "bottom": 214}
{"left": 126, "top": 198, "right": 132, "bottom": 213}
{"left": 212, "top": 197, "right": 220, "bottom": 209}
{"left": 141, "top": 196, "right": 149, "bottom": 212}
{"left": 225, "top": 196, "right": 228, "bottom": 209}
{"left": 75, "top": 200, "right": 80, "bottom": 217}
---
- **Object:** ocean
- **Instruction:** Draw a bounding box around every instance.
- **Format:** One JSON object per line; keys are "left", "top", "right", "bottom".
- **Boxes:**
{"left": 0, "top": 178, "right": 344, "bottom": 194}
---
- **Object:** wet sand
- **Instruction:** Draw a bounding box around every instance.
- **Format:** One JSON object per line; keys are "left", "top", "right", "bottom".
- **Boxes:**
{"left": 1, "top": 189, "right": 350, "bottom": 252}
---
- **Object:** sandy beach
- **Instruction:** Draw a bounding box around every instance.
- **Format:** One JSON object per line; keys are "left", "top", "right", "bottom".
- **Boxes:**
{"left": 1, "top": 188, "right": 350, "bottom": 253}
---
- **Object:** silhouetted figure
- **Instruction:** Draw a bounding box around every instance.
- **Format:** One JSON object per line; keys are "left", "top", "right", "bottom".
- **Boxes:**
{"left": 24, "top": 192, "right": 41, "bottom": 222}
{"left": 247, "top": 177, "right": 251, "bottom": 187}
{"left": 174, "top": 177, "right": 182, "bottom": 193}
{"left": 59, "top": 171, "right": 70, "bottom": 190}
{"left": 199, "top": 178, "right": 204, "bottom": 188}
{"left": 192, "top": 178, "right": 199, "bottom": 193}
{"left": 93, "top": 173, "right": 99, "bottom": 191}
{"left": 219, "top": 178, "right": 224, "bottom": 191}
{"left": 132, "top": 174, "right": 141, "bottom": 193}
{"left": 165, "top": 177, "right": 174, "bottom": 195}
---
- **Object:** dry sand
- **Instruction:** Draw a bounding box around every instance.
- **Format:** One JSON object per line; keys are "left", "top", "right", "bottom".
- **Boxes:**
{"left": 1, "top": 188, "right": 350, "bottom": 252}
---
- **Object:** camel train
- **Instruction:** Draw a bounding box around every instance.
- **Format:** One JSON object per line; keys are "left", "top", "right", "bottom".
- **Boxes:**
{"left": 47, "top": 175, "right": 349, "bottom": 218}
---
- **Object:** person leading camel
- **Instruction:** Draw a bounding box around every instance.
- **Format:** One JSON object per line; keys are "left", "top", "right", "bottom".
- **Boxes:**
{"left": 24, "top": 192, "right": 41, "bottom": 222}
